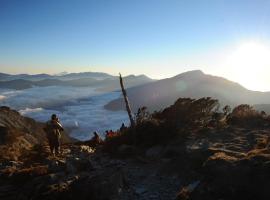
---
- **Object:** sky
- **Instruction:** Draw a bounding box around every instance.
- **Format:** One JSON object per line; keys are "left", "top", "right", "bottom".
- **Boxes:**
{"left": 1, "top": 0, "right": 270, "bottom": 91}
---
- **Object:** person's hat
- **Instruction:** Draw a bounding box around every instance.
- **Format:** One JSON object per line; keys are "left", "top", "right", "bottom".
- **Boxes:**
{"left": 51, "top": 114, "right": 57, "bottom": 120}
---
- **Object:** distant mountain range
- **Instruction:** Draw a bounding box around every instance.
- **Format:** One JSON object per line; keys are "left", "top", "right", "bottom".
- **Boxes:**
{"left": 2, "top": 70, "right": 270, "bottom": 113}
{"left": 0, "top": 72, "right": 154, "bottom": 91}
{"left": 0, "top": 72, "right": 114, "bottom": 81}
{"left": 105, "top": 70, "right": 270, "bottom": 113}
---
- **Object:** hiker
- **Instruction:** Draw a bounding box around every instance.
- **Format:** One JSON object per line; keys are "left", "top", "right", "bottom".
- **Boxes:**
{"left": 44, "top": 114, "right": 64, "bottom": 155}
{"left": 105, "top": 129, "right": 116, "bottom": 140}
{"left": 120, "top": 123, "right": 127, "bottom": 132}
{"left": 91, "top": 131, "right": 103, "bottom": 145}
{"left": 109, "top": 129, "right": 114, "bottom": 135}
{"left": 105, "top": 130, "right": 111, "bottom": 140}
{"left": 106, "top": 130, "right": 114, "bottom": 137}
{"left": 105, "top": 130, "right": 110, "bottom": 137}
{"left": 91, "top": 131, "right": 102, "bottom": 144}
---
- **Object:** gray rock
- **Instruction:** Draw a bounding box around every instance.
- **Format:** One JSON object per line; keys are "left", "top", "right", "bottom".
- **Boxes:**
{"left": 0, "top": 160, "right": 23, "bottom": 169}
{"left": 48, "top": 159, "right": 66, "bottom": 172}
{"left": 149, "top": 193, "right": 160, "bottom": 199}
{"left": 118, "top": 144, "right": 136, "bottom": 156}
{"left": 162, "top": 145, "right": 183, "bottom": 158}
{"left": 66, "top": 156, "right": 93, "bottom": 174}
{"left": 48, "top": 172, "right": 65, "bottom": 183}
{"left": 145, "top": 146, "right": 163, "bottom": 158}
{"left": 135, "top": 186, "right": 147, "bottom": 195}
{"left": 186, "top": 180, "right": 200, "bottom": 192}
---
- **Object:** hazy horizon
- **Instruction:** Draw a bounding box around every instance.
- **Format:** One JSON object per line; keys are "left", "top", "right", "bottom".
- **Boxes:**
{"left": 1, "top": 0, "right": 270, "bottom": 91}
{"left": 2, "top": 69, "right": 270, "bottom": 93}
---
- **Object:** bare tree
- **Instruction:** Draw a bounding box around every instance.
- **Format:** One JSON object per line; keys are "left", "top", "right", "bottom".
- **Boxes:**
{"left": 119, "top": 73, "right": 135, "bottom": 128}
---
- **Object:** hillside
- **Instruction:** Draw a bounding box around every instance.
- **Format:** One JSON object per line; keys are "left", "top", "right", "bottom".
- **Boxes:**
{"left": 0, "top": 106, "right": 72, "bottom": 161}
{"left": 105, "top": 70, "right": 270, "bottom": 112}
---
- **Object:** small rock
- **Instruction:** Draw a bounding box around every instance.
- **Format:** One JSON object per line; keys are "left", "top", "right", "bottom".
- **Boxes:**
{"left": 135, "top": 186, "right": 147, "bottom": 195}
{"left": 149, "top": 193, "right": 159, "bottom": 199}
{"left": 47, "top": 172, "right": 65, "bottom": 183}
{"left": 162, "top": 145, "right": 183, "bottom": 158}
{"left": 80, "top": 145, "right": 95, "bottom": 153}
{"left": 186, "top": 180, "right": 200, "bottom": 192}
{"left": 48, "top": 159, "right": 66, "bottom": 172}
{"left": 66, "top": 156, "right": 93, "bottom": 174}
{"left": 118, "top": 144, "right": 136, "bottom": 156}
{"left": 0, "top": 160, "right": 22, "bottom": 169}
{"left": 145, "top": 146, "right": 163, "bottom": 158}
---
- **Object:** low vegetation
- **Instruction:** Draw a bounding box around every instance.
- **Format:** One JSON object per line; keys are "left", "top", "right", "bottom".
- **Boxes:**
{"left": 104, "top": 97, "right": 270, "bottom": 153}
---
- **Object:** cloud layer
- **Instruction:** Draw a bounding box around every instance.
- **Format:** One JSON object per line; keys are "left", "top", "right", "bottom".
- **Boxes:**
{"left": 0, "top": 87, "right": 128, "bottom": 140}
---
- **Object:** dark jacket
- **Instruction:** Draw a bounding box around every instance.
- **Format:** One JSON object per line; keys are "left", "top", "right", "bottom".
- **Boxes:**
{"left": 44, "top": 120, "right": 64, "bottom": 139}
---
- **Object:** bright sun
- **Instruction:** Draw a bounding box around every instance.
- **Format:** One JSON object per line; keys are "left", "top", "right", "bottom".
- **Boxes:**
{"left": 226, "top": 42, "right": 270, "bottom": 91}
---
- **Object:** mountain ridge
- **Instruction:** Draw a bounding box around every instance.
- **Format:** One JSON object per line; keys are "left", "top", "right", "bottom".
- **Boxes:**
{"left": 0, "top": 74, "right": 154, "bottom": 91}
{"left": 105, "top": 70, "right": 270, "bottom": 112}
{"left": 0, "top": 71, "right": 154, "bottom": 81}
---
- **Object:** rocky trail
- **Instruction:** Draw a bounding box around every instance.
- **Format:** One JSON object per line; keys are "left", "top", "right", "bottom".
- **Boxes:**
{"left": 0, "top": 141, "right": 184, "bottom": 200}
{"left": 2, "top": 126, "right": 270, "bottom": 200}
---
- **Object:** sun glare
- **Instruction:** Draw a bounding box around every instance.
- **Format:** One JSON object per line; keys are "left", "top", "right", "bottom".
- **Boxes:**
{"left": 226, "top": 42, "right": 270, "bottom": 91}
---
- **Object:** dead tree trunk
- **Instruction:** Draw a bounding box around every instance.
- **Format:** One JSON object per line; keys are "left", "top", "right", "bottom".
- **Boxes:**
{"left": 119, "top": 73, "right": 135, "bottom": 128}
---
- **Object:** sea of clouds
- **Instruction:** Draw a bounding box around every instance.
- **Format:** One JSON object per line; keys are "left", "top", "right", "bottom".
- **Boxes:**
{"left": 0, "top": 86, "right": 128, "bottom": 140}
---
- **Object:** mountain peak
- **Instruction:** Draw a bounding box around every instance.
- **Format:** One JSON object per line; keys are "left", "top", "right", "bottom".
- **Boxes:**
{"left": 181, "top": 69, "right": 204, "bottom": 75}
{"left": 173, "top": 70, "right": 204, "bottom": 79}
{"left": 55, "top": 71, "right": 68, "bottom": 76}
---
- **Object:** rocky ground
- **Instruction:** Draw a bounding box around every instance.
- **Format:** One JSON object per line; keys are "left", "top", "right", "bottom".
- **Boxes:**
{"left": 0, "top": 141, "right": 183, "bottom": 200}
{"left": 1, "top": 126, "right": 270, "bottom": 200}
